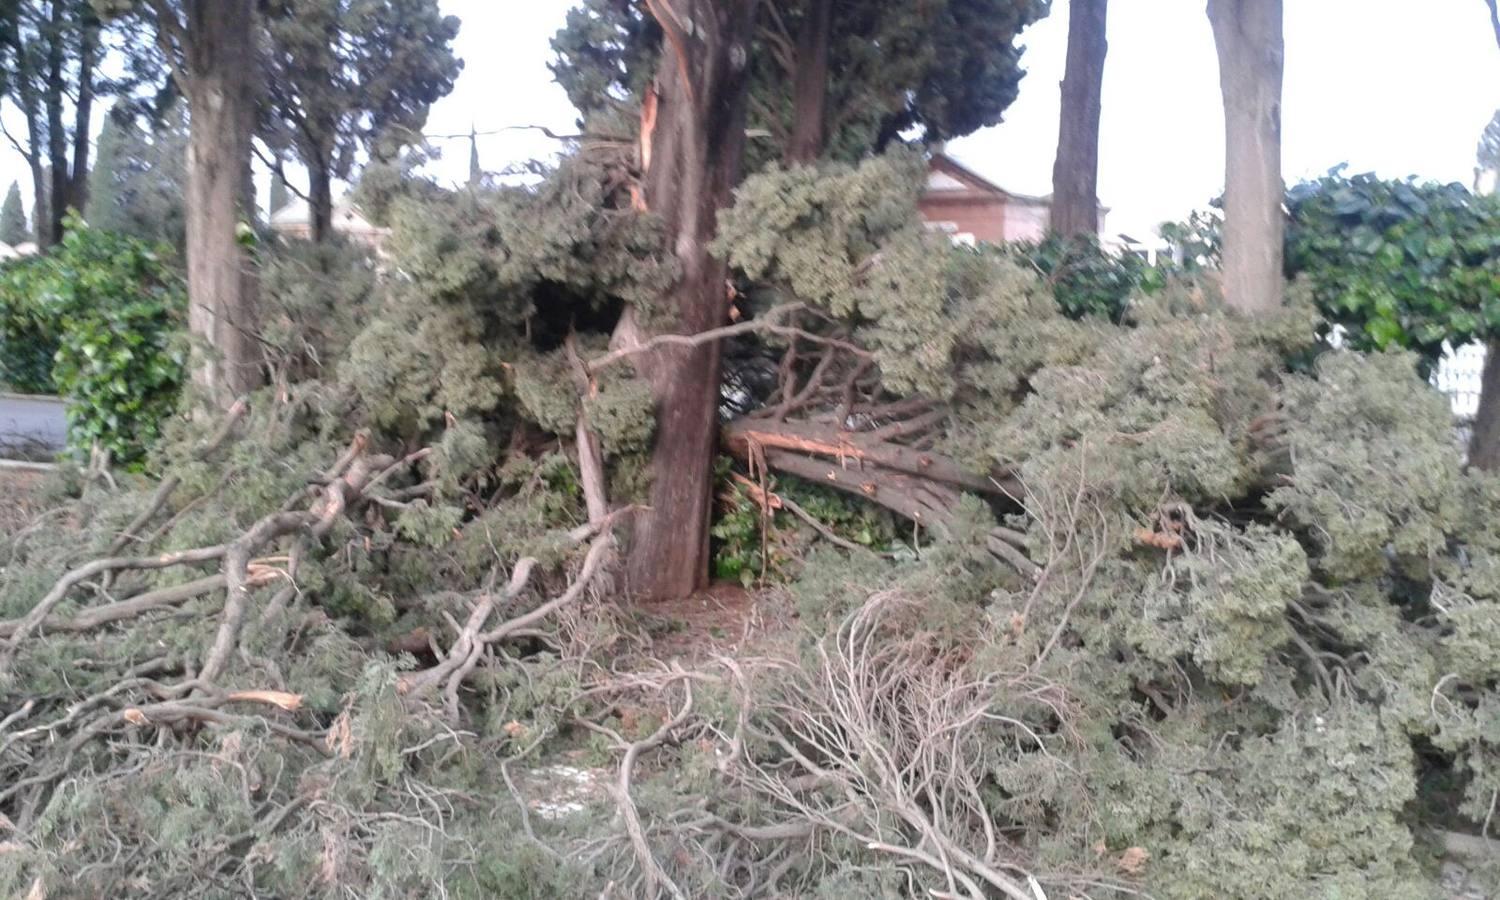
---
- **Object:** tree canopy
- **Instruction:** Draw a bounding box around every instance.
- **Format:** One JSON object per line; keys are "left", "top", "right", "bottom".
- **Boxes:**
{"left": 260, "top": 0, "right": 462, "bottom": 242}
{"left": 551, "top": 0, "right": 1048, "bottom": 160}
{"left": 1, "top": 0, "right": 107, "bottom": 246}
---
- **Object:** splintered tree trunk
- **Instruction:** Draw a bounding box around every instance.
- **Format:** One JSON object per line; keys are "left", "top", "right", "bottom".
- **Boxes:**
{"left": 615, "top": 0, "right": 760, "bottom": 600}
{"left": 1469, "top": 340, "right": 1500, "bottom": 471}
{"left": 184, "top": 0, "right": 262, "bottom": 404}
{"left": 1208, "top": 0, "right": 1284, "bottom": 314}
{"left": 785, "top": 0, "right": 832, "bottom": 165}
{"left": 1050, "top": 0, "right": 1108, "bottom": 237}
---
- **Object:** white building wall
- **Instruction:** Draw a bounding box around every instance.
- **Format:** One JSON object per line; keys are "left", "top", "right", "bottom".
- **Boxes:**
{"left": 1002, "top": 203, "right": 1049, "bottom": 243}
{"left": 1435, "top": 342, "right": 1486, "bottom": 419}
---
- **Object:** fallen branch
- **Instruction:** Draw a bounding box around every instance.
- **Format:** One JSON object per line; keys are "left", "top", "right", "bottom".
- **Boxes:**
{"left": 398, "top": 514, "right": 625, "bottom": 706}
{"left": 2, "top": 544, "right": 231, "bottom": 671}
{"left": 0, "top": 574, "right": 226, "bottom": 639}
{"left": 745, "top": 448, "right": 1039, "bottom": 579}
{"left": 609, "top": 672, "right": 696, "bottom": 900}
{"left": 199, "top": 511, "right": 318, "bottom": 684}
{"left": 587, "top": 303, "right": 871, "bottom": 375}
{"left": 107, "top": 398, "right": 249, "bottom": 556}
{"left": 723, "top": 417, "right": 1018, "bottom": 498}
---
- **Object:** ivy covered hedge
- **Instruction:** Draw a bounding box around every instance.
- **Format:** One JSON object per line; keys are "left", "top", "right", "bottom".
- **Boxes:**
{"left": 1287, "top": 170, "right": 1500, "bottom": 367}
{"left": 0, "top": 218, "right": 186, "bottom": 464}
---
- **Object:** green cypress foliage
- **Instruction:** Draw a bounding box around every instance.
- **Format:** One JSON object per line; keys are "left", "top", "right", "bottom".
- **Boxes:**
{"left": 0, "top": 182, "right": 27, "bottom": 246}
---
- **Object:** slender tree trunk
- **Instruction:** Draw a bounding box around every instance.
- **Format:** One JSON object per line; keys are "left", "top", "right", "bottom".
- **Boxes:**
{"left": 1470, "top": 341, "right": 1500, "bottom": 471}
{"left": 308, "top": 158, "right": 334, "bottom": 244}
{"left": 785, "top": 0, "right": 832, "bottom": 165}
{"left": 44, "top": 0, "right": 68, "bottom": 244}
{"left": 182, "top": 0, "right": 262, "bottom": 405}
{"left": 25, "top": 158, "right": 47, "bottom": 248}
{"left": 68, "top": 10, "right": 98, "bottom": 218}
{"left": 1050, "top": 0, "right": 1108, "bottom": 237}
{"left": 1207, "top": 0, "right": 1284, "bottom": 315}
{"left": 613, "top": 0, "right": 761, "bottom": 600}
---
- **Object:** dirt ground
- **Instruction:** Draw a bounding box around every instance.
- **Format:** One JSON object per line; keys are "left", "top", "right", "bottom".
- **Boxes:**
{"left": 632, "top": 581, "right": 790, "bottom": 660}
{"left": 0, "top": 468, "right": 45, "bottom": 534}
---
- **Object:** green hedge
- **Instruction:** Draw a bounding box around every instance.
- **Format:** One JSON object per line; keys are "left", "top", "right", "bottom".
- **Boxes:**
{"left": 1286, "top": 168, "right": 1500, "bottom": 371}
{"left": 0, "top": 218, "right": 186, "bottom": 464}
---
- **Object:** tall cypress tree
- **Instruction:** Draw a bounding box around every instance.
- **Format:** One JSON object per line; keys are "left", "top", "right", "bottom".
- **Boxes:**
{"left": 86, "top": 103, "right": 187, "bottom": 247}
{"left": 0, "top": 182, "right": 28, "bottom": 245}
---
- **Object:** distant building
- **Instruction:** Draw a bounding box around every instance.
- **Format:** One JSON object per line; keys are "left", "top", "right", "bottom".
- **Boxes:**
{"left": 0, "top": 241, "right": 38, "bottom": 261}
{"left": 918, "top": 152, "right": 1107, "bottom": 246}
{"left": 269, "top": 195, "right": 390, "bottom": 251}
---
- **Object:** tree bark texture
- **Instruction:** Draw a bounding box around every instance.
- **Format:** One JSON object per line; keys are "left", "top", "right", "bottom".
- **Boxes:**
{"left": 1050, "top": 0, "right": 1108, "bottom": 238}
{"left": 308, "top": 158, "right": 334, "bottom": 244}
{"left": 68, "top": 10, "right": 98, "bottom": 221}
{"left": 45, "top": 0, "right": 68, "bottom": 245}
{"left": 1469, "top": 339, "right": 1500, "bottom": 472}
{"left": 1207, "top": 0, "right": 1284, "bottom": 315}
{"left": 181, "top": 0, "right": 263, "bottom": 403}
{"left": 614, "top": 0, "right": 761, "bottom": 600}
{"left": 785, "top": 0, "right": 832, "bottom": 165}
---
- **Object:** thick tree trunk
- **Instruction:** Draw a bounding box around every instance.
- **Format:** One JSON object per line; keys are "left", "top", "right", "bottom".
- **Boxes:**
{"left": 1207, "top": 0, "right": 1284, "bottom": 315}
{"left": 614, "top": 0, "right": 760, "bottom": 600}
{"left": 308, "top": 159, "right": 334, "bottom": 244}
{"left": 1050, "top": 0, "right": 1108, "bottom": 238}
{"left": 1469, "top": 340, "right": 1500, "bottom": 471}
{"left": 183, "top": 0, "right": 262, "bottom": 405}
{"left": 785, "top": 0, "right": 832, "bottom": 165}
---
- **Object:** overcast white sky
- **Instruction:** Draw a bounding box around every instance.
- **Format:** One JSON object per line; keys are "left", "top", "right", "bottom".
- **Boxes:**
{"left": 3, "top": 1, "right": 1499, "bottom": 241}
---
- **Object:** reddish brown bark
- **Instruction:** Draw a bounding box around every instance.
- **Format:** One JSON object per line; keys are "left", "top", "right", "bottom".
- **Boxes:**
{"left": 615, "top": 0, "right": 761, "bottom": 600}
{"left": 1050, "top": 0, "right": 1108, "bottom": 237}
{"left": 785, "top": 0, "right": 832, "bottom": 165}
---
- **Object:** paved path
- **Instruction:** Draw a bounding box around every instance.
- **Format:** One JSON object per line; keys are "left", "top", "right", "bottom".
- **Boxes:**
{"left": 0, "top": 393, "right": 67, "bottom": 457}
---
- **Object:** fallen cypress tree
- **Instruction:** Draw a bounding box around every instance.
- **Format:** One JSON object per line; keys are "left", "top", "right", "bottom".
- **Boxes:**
{"left": 1, "top": 153, "right": 1497, "bottom": 898}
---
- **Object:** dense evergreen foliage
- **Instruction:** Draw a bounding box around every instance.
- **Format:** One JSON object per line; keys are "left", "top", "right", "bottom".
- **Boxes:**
{"left": 0, "top": 182, "right": 28, "bottom": 246}
{"left": 260, "top": 0, "right": 462, "bottom": 241}
{"left": 85, "top": 104, "right": 189, "bottom": 248}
